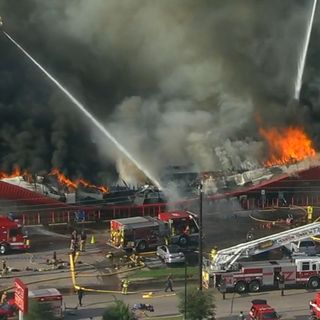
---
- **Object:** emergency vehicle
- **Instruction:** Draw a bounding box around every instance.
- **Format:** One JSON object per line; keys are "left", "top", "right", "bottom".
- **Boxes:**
{"left": 109, "top": 211, "right": 199, "bottom": 251}
{"left": 249, "top": 300, "right": 280, "bottom": 320}
{"left": 0, "top": 215, "right": 30, "bottom": 254}
{"left": 310, "top": 292, "right": 320, "bottom": 320}
{"left": 204, "top": 222, "right": 320, "bottom": 292}
{"left": 29, "top": 288, "right": 63, "bottom": 319}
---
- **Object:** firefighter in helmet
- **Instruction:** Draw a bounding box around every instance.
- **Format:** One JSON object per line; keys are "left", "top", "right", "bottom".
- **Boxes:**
{"left": 120, "top": 229, "right": 124, "bottom": 247}
{"left": 114, "top": 230, "right": 120, "bottom": 247}
{"left": 121, "top": 278, "right": 130, "bottom": 295}
{"left": 210, "top": 246, "right": 218, "bottom": 262}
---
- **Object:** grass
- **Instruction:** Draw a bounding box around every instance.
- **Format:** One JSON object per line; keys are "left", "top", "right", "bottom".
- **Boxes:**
{"left": 130, "top": 266, "right": 198, "bottom": 280}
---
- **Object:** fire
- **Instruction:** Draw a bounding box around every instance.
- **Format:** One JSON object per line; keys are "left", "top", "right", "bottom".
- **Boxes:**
{"left": 49, "top": 169, "right": 109, "bottom": 193}
{"left": 260, "top": 126, "right": 316, "bottom": 166}
{"left": 0, "top": 166, "right": 30, "bottom": 179}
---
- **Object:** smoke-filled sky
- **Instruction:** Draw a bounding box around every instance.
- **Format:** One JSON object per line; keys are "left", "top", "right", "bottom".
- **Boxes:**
{"left": 0, "top": 0, "right": 319, "bottom": 185}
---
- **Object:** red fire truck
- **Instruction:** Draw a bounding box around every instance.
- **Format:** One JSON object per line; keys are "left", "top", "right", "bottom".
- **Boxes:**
{"left": 29, "top": 288, "right": 63, "bottom": 319}
{"left": 0, "top": 215, "right": 30, "bottom": 254}
{"left": 109, "top": 211, "right": 199, "bottom": 251}
{"left": 214, "top": 256, "right": 320, "bottom": 293}
{"left": 249, "top": 300, "right": 280, "bottom": 320}
{"left": 204, "top": 222, "right": 320, "bottom": 292}
{"left": 310, "top": 292, "right": 320, "bottom": 320}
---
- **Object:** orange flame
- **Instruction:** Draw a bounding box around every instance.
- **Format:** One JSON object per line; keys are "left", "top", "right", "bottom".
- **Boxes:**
{"left": 0, "top": 165, "right": 30, "bottom": 179}
{"left": 260, "top": 126, "right": 316, "bottom": 166}
{"left": 49, "top": 168, "right": 109, "bottom": 193}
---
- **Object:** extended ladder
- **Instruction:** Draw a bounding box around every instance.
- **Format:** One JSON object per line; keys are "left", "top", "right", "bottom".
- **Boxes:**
{"left": 210, "top": 222, "right": 320, "bottom": 271}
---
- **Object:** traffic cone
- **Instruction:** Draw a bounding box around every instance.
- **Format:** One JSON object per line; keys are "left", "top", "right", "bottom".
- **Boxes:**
{"left": 90, "top": 235, "right": 96, "bottom": 244}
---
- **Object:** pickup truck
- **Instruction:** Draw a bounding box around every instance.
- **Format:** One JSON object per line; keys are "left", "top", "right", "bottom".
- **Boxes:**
{"left": 249, "top": 300, "right": 280, "bottom": 320}
{"left": 290, "top": 239, "right": 318, "bottom": 256}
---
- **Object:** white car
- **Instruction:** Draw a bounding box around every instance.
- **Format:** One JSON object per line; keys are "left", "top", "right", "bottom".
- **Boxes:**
{"left": 156, "top": 245, "right": 185, "bottom": 264}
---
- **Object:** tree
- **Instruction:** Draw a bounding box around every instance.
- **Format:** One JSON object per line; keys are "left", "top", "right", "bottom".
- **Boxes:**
{"left": 102, "top": 299, "right": 136, "bottom": 320}
{"left": 178, "top": 286, "right": 215, "bottom": 320}
{"left": 24, "top": 300, "right": 56, "bottom": 320}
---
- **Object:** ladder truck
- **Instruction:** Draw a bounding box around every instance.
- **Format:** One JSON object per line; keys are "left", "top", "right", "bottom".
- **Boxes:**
{"left": 203, "top": 222, "right": 320, "bottom": 292}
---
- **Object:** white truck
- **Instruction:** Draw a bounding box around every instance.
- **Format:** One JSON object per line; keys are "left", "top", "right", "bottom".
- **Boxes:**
{"left": 290, "top": 239, "right": 318, "bottom": 256}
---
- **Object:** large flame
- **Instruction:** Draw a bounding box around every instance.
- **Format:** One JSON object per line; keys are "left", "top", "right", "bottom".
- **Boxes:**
{"left": 0, "top": 166, "right": 108, "bottom": 193}
{"left": 0, "top": 166, "right": 30, "bottom": 179}
{"left": 260, "top": 126, "right": 316, "bottom": 166}
{"left": 49, "top": 168, "right": 109, "bottom": 193}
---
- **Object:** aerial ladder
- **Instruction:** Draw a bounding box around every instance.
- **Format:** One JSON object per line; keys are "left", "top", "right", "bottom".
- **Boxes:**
{"left": 206, "top": 222, "right": 320, "bottom": 273}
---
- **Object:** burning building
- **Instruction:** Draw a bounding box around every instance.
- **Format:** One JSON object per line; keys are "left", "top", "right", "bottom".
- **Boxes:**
{"left": 0, "top": 1, "right": 320, "bottom": 207}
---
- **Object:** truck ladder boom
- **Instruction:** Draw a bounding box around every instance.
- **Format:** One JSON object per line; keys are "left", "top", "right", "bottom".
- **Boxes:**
{"left": 212, "top": 222, "right": 320, "bottom": 271}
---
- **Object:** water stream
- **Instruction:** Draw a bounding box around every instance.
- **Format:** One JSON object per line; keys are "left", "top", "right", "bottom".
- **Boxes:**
{"left": 294, "top": 0, "right": 317, "bottom": 100}
{"left": 3, "top": 31, "right": 161, "bottom": 189}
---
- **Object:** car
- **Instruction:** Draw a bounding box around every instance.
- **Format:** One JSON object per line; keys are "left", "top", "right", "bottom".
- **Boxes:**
{"left": 156, "top": 245, "right": 185, "bottom": 264}
{"left": 0, "top": 296, "right": 17, "bottom": 318}
{"left": 249, "top": 299, "right": 280, "bottom": 320}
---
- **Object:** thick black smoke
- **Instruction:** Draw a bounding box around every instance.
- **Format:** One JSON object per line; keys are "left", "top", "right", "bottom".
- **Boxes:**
{"left": 0, "top": 0, "right": 318, "bottom": 185}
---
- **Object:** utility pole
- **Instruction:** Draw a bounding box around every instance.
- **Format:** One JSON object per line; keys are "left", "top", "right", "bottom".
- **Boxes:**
{"left": 199, "top": 182, "right": 203, "bottom": 291}
{"left": 184, "top": 260, "right": 187, "bottom": 319}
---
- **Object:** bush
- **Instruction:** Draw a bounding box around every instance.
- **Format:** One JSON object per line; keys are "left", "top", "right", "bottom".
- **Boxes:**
{"left": 24, "top": 300, "right": 56, "bottom": 320}
{"left": 102, "top": 299, "right": 136, "bottom": 320}
{"left": 178, "top": 286, "right": 215, "bottom": 320}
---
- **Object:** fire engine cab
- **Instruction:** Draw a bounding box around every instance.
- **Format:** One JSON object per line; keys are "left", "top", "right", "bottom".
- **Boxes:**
{"left": 0, "top": 215, "right": 30, "bottom": 254}
{"left": 109, "top": 211, "right": 199, "bottom": 252}
{"left": 249, "top": 300, "right": 280, "bottom": 320}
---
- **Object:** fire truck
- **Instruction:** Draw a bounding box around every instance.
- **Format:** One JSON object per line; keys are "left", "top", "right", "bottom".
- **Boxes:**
{"left": 0, "top": 215, "right": 30, "bottom": 254}
{"left": 109, "top": 211, "right": 199, "bottom": 252}
{"left": 310, "top": 292, "right": 320, "bottom": 320}
{"left": 28, "top": 288, "right": 63, "bottom": 319}
{"left": 204, "top": 222, "right": 320, "bottom": 292}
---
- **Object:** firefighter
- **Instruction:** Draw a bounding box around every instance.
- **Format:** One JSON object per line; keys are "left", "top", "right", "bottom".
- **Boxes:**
{"left": 111, "top": 230, "right": 116, "bottom": 243}
{"left": 121, "top": 278, "right": 130, "bottom": 295}
{"left": 119, "top": 229, "right": 124, "bottom": 247}
{"left": 238, "top": 311, "right": 245, "bottom": 320}
{"left": 0, "top": 291, "right": 7, "bottom": 304}
{"left": 210, "top": 247, "right": 218, "bottom": 262}
{"left": 277, "top": 271, "right": 285, "bottom": 296}
{"left": 165, "top": 274, "right": 174, "bottom": 292}
{"left": 80, "top": 230, "right": 87, "bottom": 252}
{"left": 77, "top": 288, "right": 84, "bottom": 307}
{"left": 219, "top": 277, "right": 227, "bottom": 300}
{"left": 114, "top": 230, "right": 120, "bottom": 247}
{"left": 1, "top": 260, "right": 8, "bottom": 277}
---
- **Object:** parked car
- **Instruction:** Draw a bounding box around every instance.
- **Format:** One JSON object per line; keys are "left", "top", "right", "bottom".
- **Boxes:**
{"left": 156, "top": 245, "right": 185, "bottom": 264}
{"left": 290, "top": 239, "right": 319, "bottom": 256}
{"left": 0, "top": 294, "right": 17, "bottom": 318}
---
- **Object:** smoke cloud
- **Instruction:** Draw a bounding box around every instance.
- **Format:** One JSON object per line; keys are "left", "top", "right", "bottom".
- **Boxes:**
{"left": 0, "top": 0, "right": 318, "bottom": 185}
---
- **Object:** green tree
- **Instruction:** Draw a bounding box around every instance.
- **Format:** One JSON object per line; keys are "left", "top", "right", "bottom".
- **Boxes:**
{"left": 178, "top": 286, "right": 215, "bottom": 320}
{"left": 24, "top": 300, "right": 56, "bottom": 320}
{"left": 102, "top": 299, "right": 136, "bottom": 320}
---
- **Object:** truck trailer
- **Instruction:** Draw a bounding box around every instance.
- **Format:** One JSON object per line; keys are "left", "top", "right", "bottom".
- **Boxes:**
{"left": 109, "top": 211, "right": 199, "bottom": 252}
